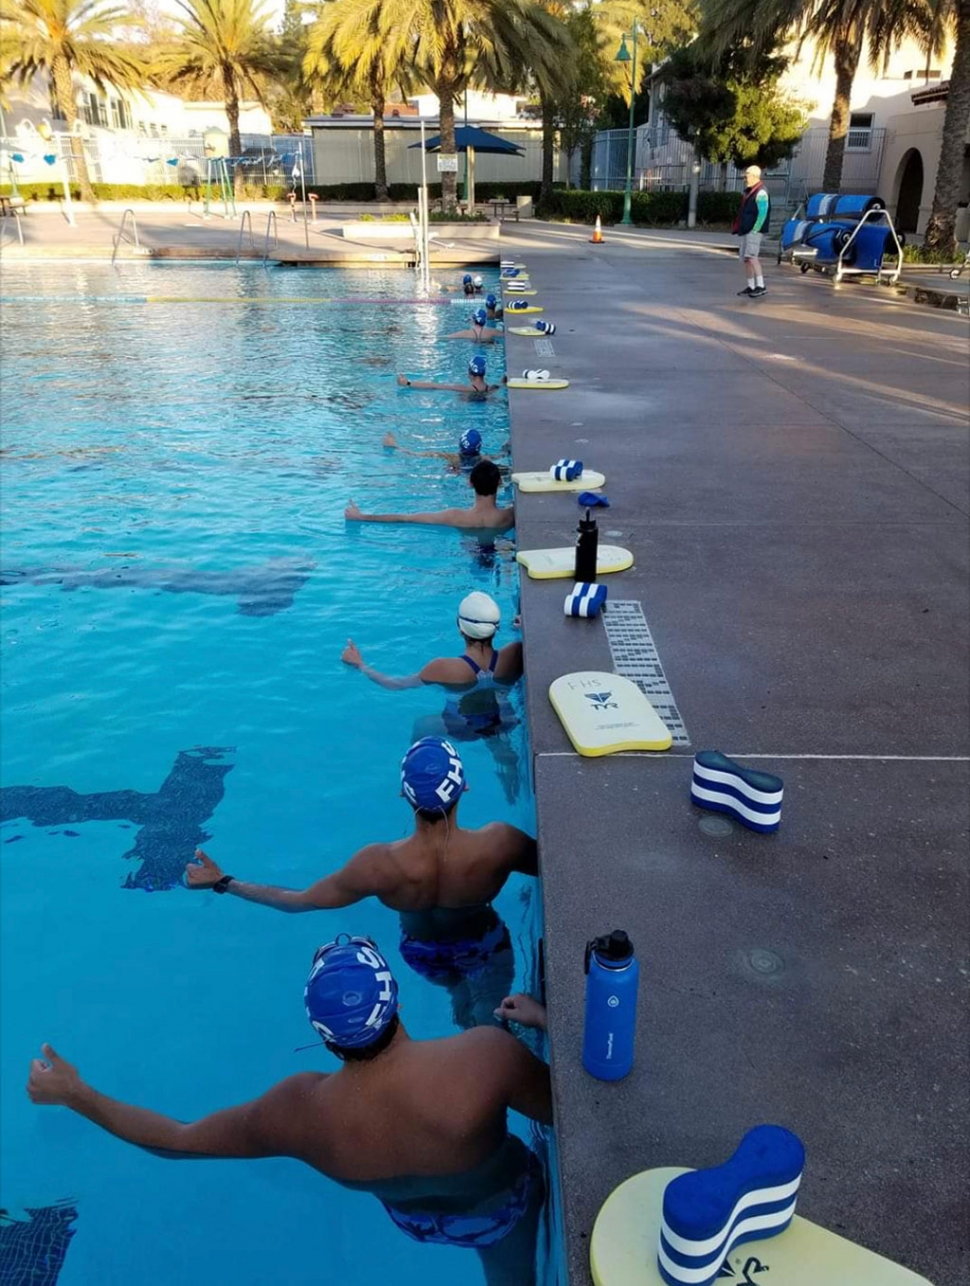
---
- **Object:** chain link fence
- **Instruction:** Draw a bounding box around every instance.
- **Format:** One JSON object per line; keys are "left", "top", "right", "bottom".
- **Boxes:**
{"left": 0, "top": 130, "right": 315, "bottom": 189}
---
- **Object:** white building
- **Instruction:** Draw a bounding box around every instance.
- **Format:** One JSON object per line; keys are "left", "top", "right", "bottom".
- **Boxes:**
{"left": 406, "top": 90, "right": 528, "bottom": 121}
{"left": 1, "top": 72, "right": 274, "bottom": 185}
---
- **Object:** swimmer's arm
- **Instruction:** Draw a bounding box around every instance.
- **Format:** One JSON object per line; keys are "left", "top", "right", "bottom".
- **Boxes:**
{"left": 479, "top": 1030, "right": 553, "bottom": 1127}
{"left": 357, "top": 664, "right": 424, "bottom": 690}
{"left": 28, "top": 1045, "right": 320, "bottom": 1159}
{"left": 399, "top": 377, "right": 468, "bottom": 392}
{"left": 345, "top": 502, "right": 463, "bottom": 525}
{"left": 506, "top": 825, "right": 538, "bottom": 877}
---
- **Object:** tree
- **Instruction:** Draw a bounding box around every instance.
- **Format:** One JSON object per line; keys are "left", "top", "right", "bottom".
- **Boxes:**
{"left": 271, "top": 0, "right": 312, "bottom": 132}
{"left": 661, "top": 43, "right": 806, "bottom": 169}
{"left": 304, "top": 2, "right": 406, "bottom": 199}
{"left": 153, "top": 0, "right": 283, "bottom": 172}
{"left": 313, "top": 0, "right": 569, "bottom": 208}
{"left": 699, "top": 0, "right": 945, "bottom": 191}
{"left": 0, "top": 0, "right": 147, "bottom": 201}
{"left": 922, "top": 0, "right": 970, "bottom": 253}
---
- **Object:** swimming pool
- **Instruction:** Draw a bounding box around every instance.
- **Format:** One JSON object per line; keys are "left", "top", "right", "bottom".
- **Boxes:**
{"left": 0, "top": 264, "right": 553, "bottom": 1284}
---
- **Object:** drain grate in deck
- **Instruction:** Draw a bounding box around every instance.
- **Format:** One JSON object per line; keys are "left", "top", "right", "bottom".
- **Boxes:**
{"left": 534, "top": 338, "right": 555, "bottom": 357}
{"left": 604, "top": 601, "right": 690, "bottom": 746}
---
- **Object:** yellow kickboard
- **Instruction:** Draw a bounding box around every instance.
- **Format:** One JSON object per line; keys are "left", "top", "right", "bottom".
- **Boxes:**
{"left": 506, "top": 379, "right": 569, "bottom": 391}
{"left": 516, "top": 546, "right": 634, "bottom": 579}
{"left": 511, "top": 469, "right": 604, "bottom": 493}
{"left": 590, "top": 1168, "right": 933, "bottom": 1286}
{"left": 550, "top": 673, "right": 672, "bottom": 756}
{"left": 504, "top": 305, "right": 544, "bottom": 314}
{"left": 502, "top": 289, "right": 538, "bottom": 296}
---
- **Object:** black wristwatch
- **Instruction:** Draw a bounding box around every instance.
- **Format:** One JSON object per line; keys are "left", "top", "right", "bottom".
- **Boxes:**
{"left": 212, "top": 875, "right": 235, "bottom": 894}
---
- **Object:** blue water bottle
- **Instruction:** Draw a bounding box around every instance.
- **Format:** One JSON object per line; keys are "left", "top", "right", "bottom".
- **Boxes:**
{"left": 582, "top": 930, "right": 640, "bottom": 1081}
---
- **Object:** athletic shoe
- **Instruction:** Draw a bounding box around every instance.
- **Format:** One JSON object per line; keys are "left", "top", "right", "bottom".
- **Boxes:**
{"left": 750, "top": 286, "right": 767, "bottom": 297}
{"left": 737, "top": 286, "right": 754, "bottom": 296}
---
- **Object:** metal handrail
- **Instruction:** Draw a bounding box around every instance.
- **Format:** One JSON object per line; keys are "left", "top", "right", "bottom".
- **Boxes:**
{"left": 835, "top": 206, "right": 904, "bottom": 285}
{"left": 263, "top": 210, "right": 278, "bottom": 263}
{"left": 409, "top": 210, "right": 422, "bottom": 273}
{"left": 111, "top": 208, "right": 139, "bottom": 267}
{"left": 236, "top": 210, "right": 254, "bottom": 262}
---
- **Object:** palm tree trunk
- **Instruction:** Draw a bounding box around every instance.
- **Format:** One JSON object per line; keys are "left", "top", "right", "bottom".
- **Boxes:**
{"left": 923, "top": 0, "right": 970, "bottom": 253}
{"left": 52, "top": 56, "right": 94, "bottom": 203}
{"left": 540, "top": 88, "right": 555, "bottom": 202}
{"left": 439, "top": 84, "right": 458, "bottom": 209}
{"left": 822, "top": 30, "right": 862, "bottom": 192}
{"left": 224, "top": 66, "right": 242, "bottom": 192}
{"left": 371, "top": 69, "right": 389, "bottom": 201}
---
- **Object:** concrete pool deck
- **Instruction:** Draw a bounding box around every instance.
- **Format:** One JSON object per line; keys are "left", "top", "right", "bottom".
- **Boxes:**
{"left": 501, "top": 222, "right": 970, "bottom": 1286}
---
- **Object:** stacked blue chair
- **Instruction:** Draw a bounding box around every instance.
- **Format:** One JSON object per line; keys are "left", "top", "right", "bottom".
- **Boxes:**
{"left": 690, "top": 751, "right": 783, "bottom": 832}
{"left": 658, "top": 1125, "right": 805, "bottom": 1286}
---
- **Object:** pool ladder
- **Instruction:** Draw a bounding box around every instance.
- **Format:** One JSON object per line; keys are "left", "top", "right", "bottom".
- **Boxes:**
{"left": 111, "top": 209, "right": 148, "bottom": 266}
{"left": 236, "top": 210, "right": 279, "bottom": 264}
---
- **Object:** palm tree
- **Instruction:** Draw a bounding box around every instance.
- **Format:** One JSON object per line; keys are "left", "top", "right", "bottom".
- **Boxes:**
{"left": 0, "top": 0, "right": 147, "bottom": 201}
{"left": 153, "top": 0, "right": 282, "bottom": 168}
{"left": 304, "top": 6, "right": 405, "bottom": 200}
{"left": 315, "top": 0, "right": 569, "bottom": 208}
{"left": 699, "top": 0, "right": 940, "bottom": 191}
{"left": 922, "top": 0, "right": 970, "bottom": 253}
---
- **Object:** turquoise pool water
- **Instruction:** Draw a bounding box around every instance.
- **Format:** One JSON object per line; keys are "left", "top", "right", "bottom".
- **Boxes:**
{"left": 0, "top": 264, "right": 550, "bottom": 1284}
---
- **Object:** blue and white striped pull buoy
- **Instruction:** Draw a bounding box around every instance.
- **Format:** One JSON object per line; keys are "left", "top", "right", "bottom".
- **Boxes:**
{"left": 659, "top": 1125, "right": 805, "bottom": 1286}
{"left": 551, "top": 458, "right": 583, "bottom": 481}
{"left": 508, "top": 299, "right": 530, "bottom": 310}
{"left": 505, "top": 283, "right": 528, "bottom": 292}
{"left": 534, "top": 320, "right": 556, "bottom": 334}
{"left": 690, "top": 751, "right": 783, "bottom": 832}
{"left": 523, "top": 368, "right": 550, "bottom": 382}
{"left": 565, "top": 582, "right": 607, "bottom": 618}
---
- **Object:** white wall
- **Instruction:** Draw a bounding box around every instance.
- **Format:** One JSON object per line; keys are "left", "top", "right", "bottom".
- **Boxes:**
{"left": 408, "top": 91, "right": 526, "bottom": 122}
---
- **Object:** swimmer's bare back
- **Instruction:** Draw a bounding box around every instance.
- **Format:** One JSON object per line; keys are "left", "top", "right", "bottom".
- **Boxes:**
{"left": 27, "top": 1023, "right": 551, "bottom": 1185}
{"left": 187, "top": 814, "right": 537, "bottom": 915}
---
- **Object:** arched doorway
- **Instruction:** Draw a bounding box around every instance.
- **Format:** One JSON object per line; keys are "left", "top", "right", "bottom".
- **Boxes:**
{"left": 895, "top": 149, "right": 924, "bottom": 233}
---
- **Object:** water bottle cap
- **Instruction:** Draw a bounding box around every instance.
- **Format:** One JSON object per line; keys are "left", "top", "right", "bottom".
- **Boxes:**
{"left": 585, "top": 930, "right": 634, "bottom": 972}
{"left": 579, "top": 507, "right": 597, "bottom": 533}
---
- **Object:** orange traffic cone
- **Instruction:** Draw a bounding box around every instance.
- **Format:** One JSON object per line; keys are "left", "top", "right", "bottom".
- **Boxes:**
{"left": 590, "top": 215, "right": 605, "bottom": 244}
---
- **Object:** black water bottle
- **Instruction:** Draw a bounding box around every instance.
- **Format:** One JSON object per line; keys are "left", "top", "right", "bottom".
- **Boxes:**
{"left": 574, "top": 508, "right": 599, "bottom": 583}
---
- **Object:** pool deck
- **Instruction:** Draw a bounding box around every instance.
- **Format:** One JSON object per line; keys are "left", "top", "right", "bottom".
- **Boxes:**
{"left": 501, "top": 222, "right": 970, "bottom": 1286}
{"left": 0, "top": 204, "right": 501, "bottom": 267}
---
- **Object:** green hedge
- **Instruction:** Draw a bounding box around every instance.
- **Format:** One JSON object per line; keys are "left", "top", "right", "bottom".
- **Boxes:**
{"left": 696, "top": 190, "right": 742, "bottom": 224}
{"left": 0, "top": 177, "right": 564, "bottom": 205}
{"left": 536, "top": 188, "right": 689, "bottom": 226}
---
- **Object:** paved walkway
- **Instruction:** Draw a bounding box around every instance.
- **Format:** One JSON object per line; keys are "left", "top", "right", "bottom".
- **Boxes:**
{"left": 500, "top": 222, "right": 969, "bottom": 1286}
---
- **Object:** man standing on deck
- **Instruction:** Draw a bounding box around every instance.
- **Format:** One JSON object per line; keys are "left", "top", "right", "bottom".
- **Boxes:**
{"left": 733, "top": 165, "right": 771, "bottom": 298}
{"left": 28, "top": 942, "right": 551, "bottom": 1286}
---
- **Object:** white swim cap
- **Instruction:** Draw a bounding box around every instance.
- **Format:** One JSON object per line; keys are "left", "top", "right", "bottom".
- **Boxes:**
{"left": 457, "top": 591, "right": 500, "bottom": 640}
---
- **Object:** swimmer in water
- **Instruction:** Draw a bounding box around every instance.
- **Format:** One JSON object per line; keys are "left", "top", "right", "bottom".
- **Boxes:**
{"left": 28, "top": 942, "right": 551, "bottom": 1286}
{"left": 381, "top": 428, "right": 506, "bottom": 473}
{"left": 484, "top": 293, "right": 504, "bottom": 323}
{"left": 397, "top": 355, "right": 505, "bottom": 398}
{"left": 343, "top": 592, "right": 524, "bottom": 805}
{"left": 345, "top": 459, "right": 513, "bottom": 532}
{"left": 341, "top": 591, "right": 521, "bottom": 693}
{"left": 445, "top": 308, "right": 503, "bottom": 344}
{"left": 186, "top": 737, "right": 535, "bottom": 1029}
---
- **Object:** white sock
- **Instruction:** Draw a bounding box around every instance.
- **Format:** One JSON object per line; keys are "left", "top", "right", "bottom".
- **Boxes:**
{"left": 746, "top": 277, "right": 755, "bottom": 290}
{"left": 755, "top": 273, "right": 764, "bottom": 289}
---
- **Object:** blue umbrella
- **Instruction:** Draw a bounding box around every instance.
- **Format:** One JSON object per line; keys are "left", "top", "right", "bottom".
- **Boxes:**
{"left": 409, "top": 126, "right": 524, "bottom": 208}
{"left": 409, "top": 125, "right": 525, "bottom": 156}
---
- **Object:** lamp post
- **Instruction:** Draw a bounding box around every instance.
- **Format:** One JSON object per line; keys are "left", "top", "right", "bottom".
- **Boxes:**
{"left": 615, "top": 24, "right": 638, "bottom": 225}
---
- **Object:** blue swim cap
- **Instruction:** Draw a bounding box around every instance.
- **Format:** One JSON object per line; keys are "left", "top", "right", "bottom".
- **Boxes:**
{"left": 401, "top": 737, "right": 466, "bottom": 812}
{"left": 472, "top": 308, "right": 488, "bottom": 326}
{"left": 462, "top": 274, "right": 473, "bottom": 285}
{"left": 509, "top": 300, "right": 528, "bottom": 311}
{"left": 305, "top": 935, "right": 399, "bottom": 1050}
{"left": 468, "top": 355, "right": 486, "bottom": 377}
{"left": 459, "top": 428, "right": 482, "bottom": 457}
{"left": 486, "top": 293, "right": 497, "bottom": 308}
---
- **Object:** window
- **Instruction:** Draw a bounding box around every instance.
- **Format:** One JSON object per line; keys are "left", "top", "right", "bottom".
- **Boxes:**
{"left": 847, "top": 112, "right": 873, "bottom": 151}
{"left": 160, "top": 124, "right": 169, "bottom": 137}
{"left": 110, "top": 98, "right": 132, "bottom": 130}
{"left": 904, "top": 69, "right": 942, "bottom": 80}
